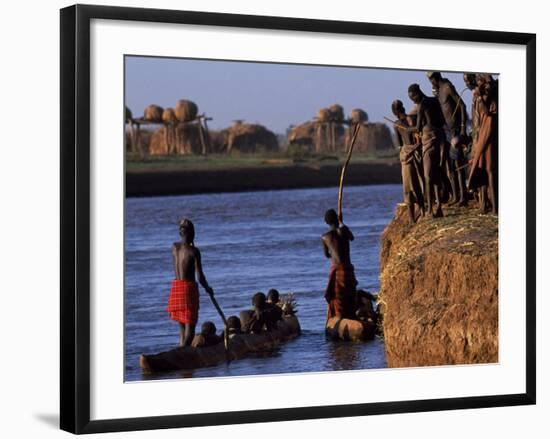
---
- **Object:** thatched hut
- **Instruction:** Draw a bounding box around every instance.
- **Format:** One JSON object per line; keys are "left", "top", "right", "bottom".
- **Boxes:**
{"left": 316, "top": 108, "right": 331, "bottom": 123}
{"left": 143, "top": 104, "right": 164, "bottom": 123}
{"left": 148, "top": 124, "right": 207, "bottom": 155}
{"left": 344, "top": 122, "right": 393, "bottom": 153}
{"left": 148, "top": 127, "right": 169, "bottom": 155}
{"left": 161, "top": 108, "right": 178, "bottom": 154}
{"left": 162, "top": 108, "right": 177, "bottom": 124}
{"left": 175, "top": 99, "right": 198, "bottom": 122}
{"left": 287, "top": 122, "right": 316, "bottom": 150}
{"left": 313, "top": 104, "right": 346, "bottom": 152}
{"left": 328, "top": 104, "right": 344, "bottom": 122}
{"left": 207, "top": 130, "right": 226, "bottom": 154}
{"left": 349, "top": 108, "right": 368, "bottom": 124}
{"left": 224, "top": 121, "right": 279, "bottom": 153}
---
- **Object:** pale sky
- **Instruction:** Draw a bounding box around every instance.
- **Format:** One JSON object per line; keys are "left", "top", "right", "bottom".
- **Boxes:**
{"left": 125, "top": 56, "right": 475, "bottom": 134}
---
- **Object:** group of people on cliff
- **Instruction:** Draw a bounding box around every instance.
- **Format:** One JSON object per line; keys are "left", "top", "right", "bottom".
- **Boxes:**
{"left": 393, "top": 72, "right": 498, "bottom": 223}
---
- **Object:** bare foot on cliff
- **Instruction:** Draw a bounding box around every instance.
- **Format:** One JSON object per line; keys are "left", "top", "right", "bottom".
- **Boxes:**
{"left": 432, "top": 205, "right": 444, "bottom": 218}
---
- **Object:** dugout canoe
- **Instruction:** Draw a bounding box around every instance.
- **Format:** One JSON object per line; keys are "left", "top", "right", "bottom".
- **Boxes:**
{"left": 325, "top": 316, "right": 376, "bottom": 342}
{"left": 140, "top": 315, "right": 301, "bottom": 373}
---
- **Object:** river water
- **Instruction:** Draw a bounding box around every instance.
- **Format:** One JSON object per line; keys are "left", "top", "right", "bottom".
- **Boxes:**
{"left": 125, "top": 184, "right": 402, "bottom": 381}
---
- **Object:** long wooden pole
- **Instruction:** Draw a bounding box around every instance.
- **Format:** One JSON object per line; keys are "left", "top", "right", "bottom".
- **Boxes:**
{"left": 450, "top": 86, "right": 469, "bottom": 121}
{"left": 202, "top": 114, "right": 212, "bottom": 154}
{"left": 337, "top": 123, "right": 362, "bottom": 223}
{"left": 207, "top": 292, "right": 230, "bottom": 363}
{"left": 383, "top": 116, "right": 408, "bottom": 131}
{"left": 196, "top": 119, "right": 207, "bottom": 156}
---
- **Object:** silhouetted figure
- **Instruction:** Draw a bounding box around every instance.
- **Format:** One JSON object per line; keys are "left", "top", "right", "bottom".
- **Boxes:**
{"left": 468, "top": 74, "right": 498, "bottom": 214}
{"left": 220, "top": 315, "right": 243, "bottom": 341}
{"left": 240, "top": 292, "right": 282, "bottom": 333}
{"left": 392, "top": 99, "right": 425, "bottom": 223}
{"left": 428, "top": 72, "right": 468, "bottom": 206}
{"left": 355, "top": 290, "right": 378, "bottom": 327}
{"left": 322, "top": 209, "right": 358, "bottom": 319}
{"left": 168, "top": 219, "right": 214, "bottom": 347}
{"left": 267, "top": 289, "right": 280, "bottom": 305}
{"left": 265, "top": 288, "right": 283, "bottom": 324}
{"left": 407, "top": 83, "right": 445, "bottom": 218}
{"left": 191, "top": 321, "right": 222, "bottom": 347}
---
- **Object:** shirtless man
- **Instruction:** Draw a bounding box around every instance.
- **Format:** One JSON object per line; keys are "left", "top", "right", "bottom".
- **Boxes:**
{"left": 167, "top": 219, "right": 214, "bottom": 347}
{"left": 322, "top": 209, "right": 358, "bottom": 319}
{"left": 407, "top": 83, "right": 446, "bottom": 217}
{"left": 428, "top": 72, "right": 468, "bottom": 206}
{"left": 392, "top": 99, "right": 425, "bottom": 223}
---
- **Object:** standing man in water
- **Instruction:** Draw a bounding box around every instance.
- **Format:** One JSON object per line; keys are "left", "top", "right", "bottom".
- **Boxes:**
{"left": 322, "top": 209, "right": 358, "bottom": 320}
{"left": 167, "top": 219, "right": 214, "bottom": 346}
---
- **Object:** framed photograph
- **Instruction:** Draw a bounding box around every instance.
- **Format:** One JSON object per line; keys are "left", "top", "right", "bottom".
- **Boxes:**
{"left": 60, "top": 4, "right": 536, "bottom": 434}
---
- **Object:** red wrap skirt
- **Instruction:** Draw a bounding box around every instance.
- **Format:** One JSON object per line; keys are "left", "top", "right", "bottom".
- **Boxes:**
{"left": 325, "top": 263, "right": 358, "bottom": 319}
{"left": 167, "top": 279, "right": 199, "bottom": 325}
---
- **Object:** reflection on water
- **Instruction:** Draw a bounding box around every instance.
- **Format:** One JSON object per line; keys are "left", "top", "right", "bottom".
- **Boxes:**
{"left": 125, "top": 184, "right": 402, "bottom": 381}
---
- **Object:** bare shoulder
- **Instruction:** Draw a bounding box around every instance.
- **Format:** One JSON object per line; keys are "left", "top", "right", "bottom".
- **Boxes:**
{"left": 172, "top": 242, "right": 181, "bottom": 251}
{"left": 339, "top": 225, "right": 353, "bottom": 236}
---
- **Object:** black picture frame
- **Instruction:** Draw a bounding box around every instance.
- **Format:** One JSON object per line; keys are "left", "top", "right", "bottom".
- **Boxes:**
{"left": 60, "top": 4, "right": 536, "bottom": 434}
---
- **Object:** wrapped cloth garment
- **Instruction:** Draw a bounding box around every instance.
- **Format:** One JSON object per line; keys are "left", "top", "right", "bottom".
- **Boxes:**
{"left": 325, "top": 263, "right": 358, "bottom": 319}
{"left": 400, "top": 143, "right": 424, "bottom": 205}
{"left": 167, "top": 279, "right": 200, "bottom": 325}
{"left": 468, "top": 93, "right": 498, "bottom": 189}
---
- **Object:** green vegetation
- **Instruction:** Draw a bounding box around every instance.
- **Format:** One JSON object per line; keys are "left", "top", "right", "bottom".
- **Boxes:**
{"left": 126, "top": 150, "right": 398, "bottom": 173}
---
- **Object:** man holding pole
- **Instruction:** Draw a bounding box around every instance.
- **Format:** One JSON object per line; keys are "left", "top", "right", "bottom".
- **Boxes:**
{"left": 322, "top": 209, "right": 358, "bottom": 320}
{"left": 168, "top": 218, "right": 215, "bottom": 347}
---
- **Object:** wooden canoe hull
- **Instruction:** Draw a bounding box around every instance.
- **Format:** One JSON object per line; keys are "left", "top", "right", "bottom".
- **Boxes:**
{"left": 140, "top": 315, "right": 301, "bottom": 373}
{"left": 325, "top": 317, "right": 376, "bottom": 341}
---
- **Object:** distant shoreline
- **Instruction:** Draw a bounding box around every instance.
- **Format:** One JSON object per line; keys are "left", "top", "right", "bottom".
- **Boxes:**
{"left": 126, "top": 161, "right": 401, "bottom": 197}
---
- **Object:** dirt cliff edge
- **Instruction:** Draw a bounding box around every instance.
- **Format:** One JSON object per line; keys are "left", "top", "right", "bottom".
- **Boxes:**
{"left": 379, "top": 204, "right": 498, "bottom": 367}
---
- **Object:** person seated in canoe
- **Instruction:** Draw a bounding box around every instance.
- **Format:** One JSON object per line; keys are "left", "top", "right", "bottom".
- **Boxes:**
{"left": 322, "top": 208, "right": 358, "bottom": 320}
{"left": 191, "top": 321, "right": 222, "bottom": 348}
{"left": 167, "top": 218, "right": 215, "bottom": 347}
{"left": 240, "top": 292, "right": 268, "bottom": 333}
{"left": 266, "top": 289, "right": 283, "bottom": 323}
{"left": 240, "top": 292, "right": 281, "bottom": 333}
{"left": 267, "top": 289, "right": 280, "bottom": 306}
{"left": 355, "top": 290, "right": 378, "bottom": 327}
{"left": 220, "top": 315, "right": 243, "bottom": 340}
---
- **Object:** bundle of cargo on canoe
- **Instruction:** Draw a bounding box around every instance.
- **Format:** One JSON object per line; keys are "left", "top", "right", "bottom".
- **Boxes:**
{"left": 140, "top": 315, "right": 301, "bottom": 374}
{"left": 325, "top": 317, "right": 377, "bottom": 342}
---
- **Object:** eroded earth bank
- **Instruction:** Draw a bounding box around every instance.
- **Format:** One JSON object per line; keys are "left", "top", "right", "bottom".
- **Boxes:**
{"left": 378, "top": 204, "right": 498, "bottom": 367}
